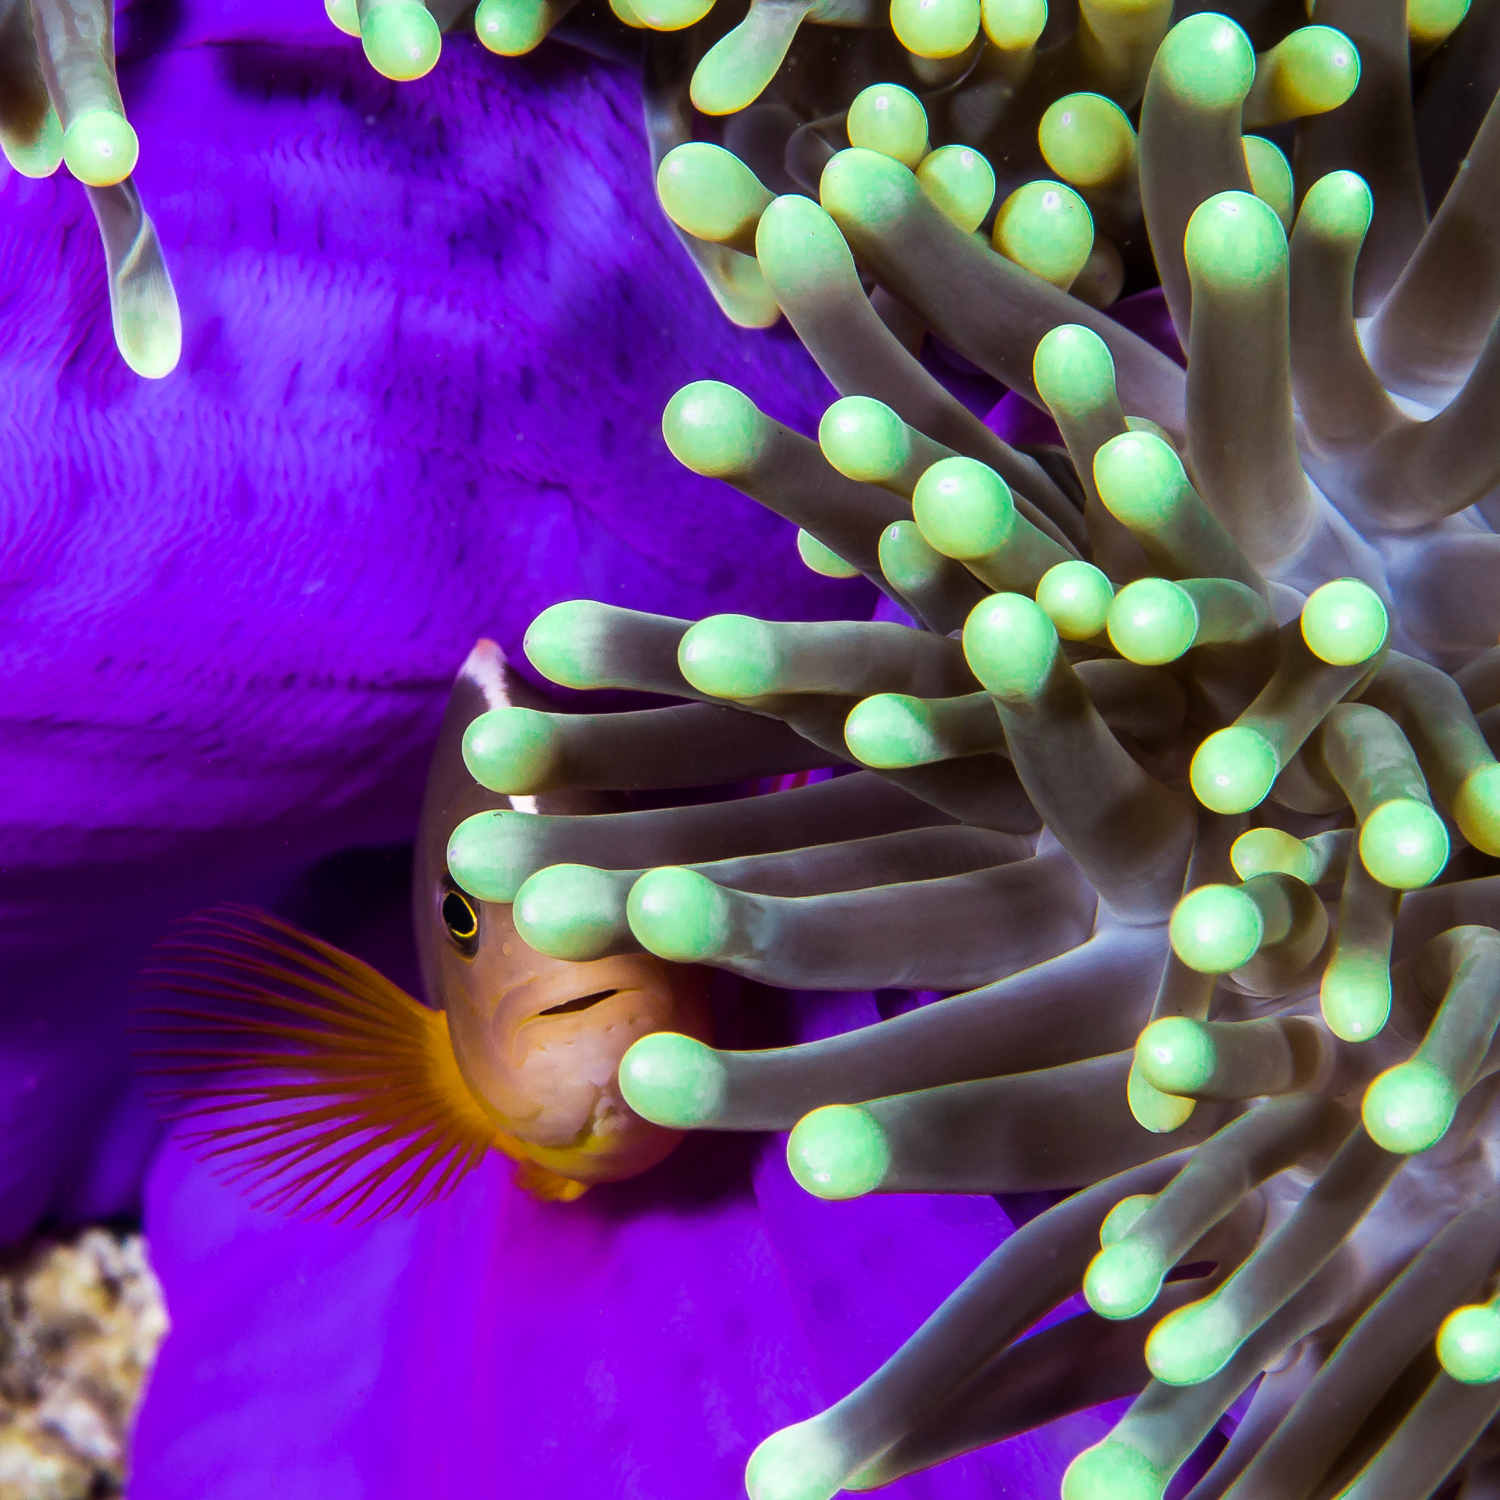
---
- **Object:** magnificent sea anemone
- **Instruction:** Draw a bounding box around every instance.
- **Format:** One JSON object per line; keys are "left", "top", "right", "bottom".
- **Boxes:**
{"left": 6, "top": 0, "right": 1500, "bottom": 1496}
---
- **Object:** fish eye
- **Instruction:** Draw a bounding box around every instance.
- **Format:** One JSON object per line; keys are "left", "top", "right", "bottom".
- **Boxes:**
{"left": 442, "top": 890, "right": 480, "bottom": 950}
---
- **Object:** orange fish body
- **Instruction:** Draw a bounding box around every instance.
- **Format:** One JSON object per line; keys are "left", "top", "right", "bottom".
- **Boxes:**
{"left": 414, "top": 641, "right": 712, "bottom": 1198}
{"left": 137, "top": 640, "right": 711, "bottom": 1214}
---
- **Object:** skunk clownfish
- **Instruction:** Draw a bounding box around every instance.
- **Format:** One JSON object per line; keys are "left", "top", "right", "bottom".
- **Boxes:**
{"left": 135, "top": 640, "right": 712, "bottom": 1215}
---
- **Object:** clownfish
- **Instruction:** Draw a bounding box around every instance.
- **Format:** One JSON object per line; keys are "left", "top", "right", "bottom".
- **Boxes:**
{"left": 135, "top": 640, "right": 711, "bottom": 1216}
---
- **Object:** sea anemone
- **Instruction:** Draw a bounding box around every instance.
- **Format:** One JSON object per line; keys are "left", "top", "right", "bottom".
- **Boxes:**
{"left": 426, "top": 7, "right": 1500, "bottom": 1497}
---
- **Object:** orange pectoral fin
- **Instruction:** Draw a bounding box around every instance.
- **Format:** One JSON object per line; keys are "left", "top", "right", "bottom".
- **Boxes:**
{"left": 133, "top": 903, "right": 502, "bottom": 1223}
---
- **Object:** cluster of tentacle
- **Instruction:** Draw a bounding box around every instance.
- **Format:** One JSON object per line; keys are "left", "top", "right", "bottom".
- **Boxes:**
{"left": 431, "top": 5, "right": 1500, "bottom": 1497}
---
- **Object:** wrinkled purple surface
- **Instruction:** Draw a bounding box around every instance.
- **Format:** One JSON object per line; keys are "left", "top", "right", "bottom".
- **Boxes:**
{"left": 0, "top": 12, "right": 1115, "bottom": 1495}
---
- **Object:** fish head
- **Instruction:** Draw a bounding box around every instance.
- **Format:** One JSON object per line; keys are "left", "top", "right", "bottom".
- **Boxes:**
{"left": 414, "top": 639, "right": 712, "bottom": 1187}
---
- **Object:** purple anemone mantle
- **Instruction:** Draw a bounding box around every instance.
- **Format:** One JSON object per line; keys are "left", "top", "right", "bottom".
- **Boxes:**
{"left": 0, "top": 5, "right": 1110, "bottom": 1494}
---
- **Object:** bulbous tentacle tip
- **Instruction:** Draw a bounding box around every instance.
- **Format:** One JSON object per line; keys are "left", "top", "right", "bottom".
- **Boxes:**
{"left": 656, "top": 143, "right": 772, "bottom": 247}
{"left": 963, "top": 593, "right": 1057, "bottom": 701}
{"left": 745, "top": 1419, "right": 846, "bottom": 1500}
{"left": 360, "top": 1, "right": 441, "bottom": 80}
{"left": 1456, "top": 764, "right": 1500, "bottom": 857}
{"left": 1107, "top": 577, "right": 1198, "bottom": 665}
{"left": 326, "top": 0, "right": 361, "bottom": 35}
{"left": 1438, "top": 1303, "right": 1500, "bottom": 1385}
{"left": 1061, "top": 1441, "right": 1166, "bottom": 1500}
{"left": 1083, "top": 1237, "right": 1168, "bottom": 1321}
{"left": 626, "top": 867, "right": 733, "bottom": 962}
{"left": 786, "top": 1104, "right": 891, "bottom": 1199}
{"left": 462, "top": 707, "right": 558, "bottom": 794}
{"left": 1, "top": 109, "right": 63, "bottom": 178}
{"left": 1127, "top": 1061, "right": 1197, "bottom": 1133}
{"left": 514, "top": 864, "right": 627, "bottom": 960}
{"left": 1190, "top": 727, "right": 1279, "bottom": 814}
{"left": 1362, "top": 1060, "right": 1458, "bottom": 1155}
{"left": 915, "top": 456, "right": 1016, "bottom": 561}
{"left": 1359, "top": 799, "right": 1450, "bottom": 890}
{"left": 797, "top": 530, "right": 861, "bottom": 578}
{"left": 662, "top": 380, "right": 766, "bottom": 477}
{"left": 62, "top": 110, "right": 138, "bottom": 187}
{"left": 1154, "top": 12, "right": 1255, "bottom": 111}
{"left": 1184, "top": 190, "right": 1286, "bottom": 293}
{"left": 1135, "top": 1015, "right": 1215, "bottom": 1095}
{"left": 915, "top": 146, "right": 995, "bottom": 234}
{"left": 474, "top": 0, "right": 552, "bottom": 55}
{"left": 1301, "top": 579, "right": 1388, "bottom": 666}
{"left": 1144, "top": 1294, "right": 1240, "bottom": 1385}
{"left": 1039, "top": 93, "right": 1136, "bottom": 191}
{"left": 1033, "top": 322, "right": 1117, "bottom": 415}
{"left": 847, "top": 84, "right": 928, "bottom": 168}
{"left": 1168, "top": 884, "right": 1264, "bottom": 974}
{"left": 1320, "top": 959, "right": 1393, "bottom": 1043}
{"left": 993, "top": 180, "right": 1094, "bottom": 290}
{"left": 1036, "top": 560, "right": 1113, "bottom": 641}
{"left": 979, "top": 0, "right": 1043, "bottom": 51}
{"left": 818, "top": 395, "right": 911, "bottom": 484}
{"left": 678, "top": 614, "right": 778, "bottom": 699}
{"left": 890, "top": 0, "right": 979, "bottom": 59}
{"left": 447, "top": 810, "right": 528, "bottom": 904}
{"left": 617, "top": 1032, "right": 727, "bottom": 1128}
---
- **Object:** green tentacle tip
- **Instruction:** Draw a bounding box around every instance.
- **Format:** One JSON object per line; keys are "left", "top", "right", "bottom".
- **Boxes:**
{"left": 787, "top": 1105, "right": 892, "bottom": 1200}
{"left": 1038, "top": 93, "right": 1135, "bottom": 190}
{"left": 1136, "top": 1016, "right": 1216, "bottom": 1095}
{"left": 513, "top": 865, "right": 624, "bottom": 960}
{"left": 326, "top": 0, "right": 361, "bottom": 32}
{"left": 446, "top": 810, "right": 528, "bottom": 903}
{"left": 1410, "top": 0, "right": 1472, "bottom": 47}
{"left": 631, "top": 0, "right": 715, "bottom": 26}
{"left": 1299, "top": 578, "right": 1387, "bottom": 665}
{"left": 626, "top": 867, "right": 733, "bottom": 962}
{"left": 1190, "top": 726, "right": 1279, "bottom": 814}
{"left": 1243, "top": 136, "right": 1293, "bottom": 232}
{"left": 891, "top": 0, "right": 981, "bottom": 58}
{"left": 963, "top": 593, "right": 1059, "bottom": 702}
{"left": 1231, "top": 827, "right": 1314, "bottom": 883}
{"left": 1438, "top": 1304, "right": 1500, "bottom": 1384}
{"left": 475, "top": 0, "right": 552, "bottom": 53}
{"left": 992, "top": 180, "right": 1094, "bottom": 290}
{"left": 818, "top": 396, "right": 911, "bottom": 484}
{"left": 1084, "top": 1238, "right": 1167, "bottom": 1321}
{"left": 1092, "top": 431, "right": 1189, "bottom": 528}
{"left": 1061, "top": 1442, "right": 1166, "bottom": 1500}
{"left": 1266, "top": 26, "right": 1360, "bottom": 114}
{"left": 361, "top": 0, "right": 441, "bottom": 79}
{"left": 679, "top": 614, "right": 778, "bottom": 699}
{"left": 61, "top": 110, "right": 139, "bottom": 188}
{"left": 1033, "top": 323, "right": 1117, "bottom": 417}
{"left": 1184, "top": 190, "right": 1287, "bottom": 291}
{"left": 1145, "top": 1295, "right": 1241, "bottom": 1385}
{"left": 1127, "top": 1061, "right": 1197, "bottom": 1133}
{"left": 754, "top": 192, "right": 852, "bottom": 279}
{"left": 913, "top": 456, "right": 1016, "bottom": 560}
{"left": 745, "top": 1420, "right": 846, "bottom": 1500}
{"left": 1, "top": 108, "right": 63, "bottom": 178}
{"left": 846, "top": 85, "right": 929, "bottom": 169}
{"left": 818, "top": 148, "right": 913, "bottom": 232}
{"left": 656, "top": 142, "right": 771, "bottom": 244}
{"left": 461, "top": 707, "right": 558, "bottom": 794}
{"left": 1107, "top": 578, "right": 1199, "bottom": 665}
{"left": 1036, "top": 560, "right": 1113, "bottom": 641}
{"left": 689, "top": 26, "right": 787, "bottom": 117}
{"left": 618, "top": 1032, "right": 728, "bottom": 1129}
{"left": 523, "top": 600, "right": 606, "bottom": 689}
{"left": 1359, "top": 799, "right": 1449, "bottom": 890}
{"left": 844, "top": 695, "right": 939, "bottom": 768}
{"left": 1169, "top": 884, "right": 1264, "bottom": 974}
{"left": 1456, "top": 764, "right": 1500, "bottom": 857}
{"left": 1361, "top": 1059, "right": 1457, "bottom": 1154}
{"left": 879, "top": 521, "right": 948, "bottom": 593}
{"left": 797, "top": 530, "right": 861, "bottom": 579}
{"left": 663, "top": 380, "right": 767, "bottom": 477}
{"left": 1321, "top": 957, "right": 1392, "bottom": 1042}
{"left": 1100, "top": 1194, "right": 1154, "bottom": 1247}
{"left": 915, "top": 146, "right": 995, "bottom": 234}
{"left": 981, "top": 0, "right": 1044, "bottom": 50}
{"left": 1158, "top": 12, "right": 1255, "bottom": 110}
{"left": 1299, "top": 170, "right": 1373, "bottom": 241}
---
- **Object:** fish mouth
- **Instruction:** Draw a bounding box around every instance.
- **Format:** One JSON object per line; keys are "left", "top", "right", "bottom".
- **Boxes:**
{"left": 535, "top": 988, "right": 621, "bottom": 1018}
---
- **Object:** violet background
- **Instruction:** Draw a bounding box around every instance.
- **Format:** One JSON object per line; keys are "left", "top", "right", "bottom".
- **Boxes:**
{"left": 0, "top": 5, "right": 1164, "bottom": 1492}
